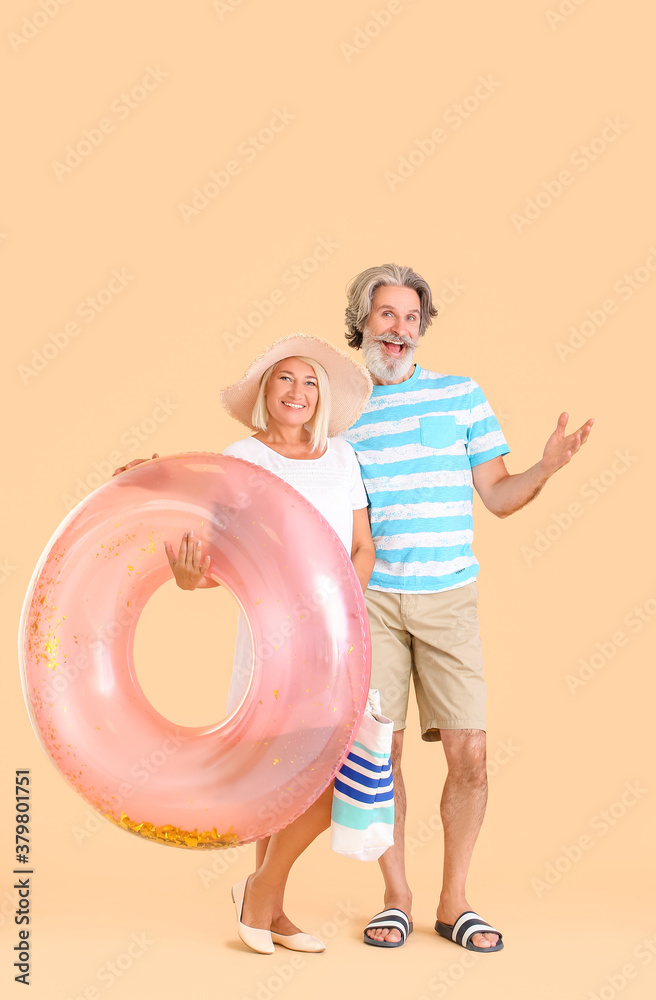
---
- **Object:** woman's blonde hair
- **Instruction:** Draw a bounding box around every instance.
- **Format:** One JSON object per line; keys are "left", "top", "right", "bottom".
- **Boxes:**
{"left": 251, "top": 356, "right": 331, "bottom": 452}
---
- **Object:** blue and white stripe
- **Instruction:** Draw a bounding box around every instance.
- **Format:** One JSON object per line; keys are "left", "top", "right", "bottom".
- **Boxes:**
{"left": 331, "top": 736, "right": 394, "bottom": 860}
{"left": 343, "top": 365, "right": 509, "bottom": 593}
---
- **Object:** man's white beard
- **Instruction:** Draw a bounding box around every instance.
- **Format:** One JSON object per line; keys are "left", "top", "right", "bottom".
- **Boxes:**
{"left": 362, "top": 328, "right": 416, "bottom": 382}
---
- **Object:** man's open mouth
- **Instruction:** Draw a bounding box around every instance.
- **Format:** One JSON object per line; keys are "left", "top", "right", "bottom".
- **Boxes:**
{"left": 380, "top": 339, "right": 406, "bottom": 357}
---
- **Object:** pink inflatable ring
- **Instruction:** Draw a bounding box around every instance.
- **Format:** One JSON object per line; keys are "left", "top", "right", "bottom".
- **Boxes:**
{"left": 19, "top": 453, "right": 370, "bottom": 849}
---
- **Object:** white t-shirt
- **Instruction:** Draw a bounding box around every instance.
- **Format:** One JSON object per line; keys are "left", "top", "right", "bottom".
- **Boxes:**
{"left": 221, "top": 435, "right": 368, "bottom": 712}
{"left": 222, "top": 436, "right": 367, "bottom": 551}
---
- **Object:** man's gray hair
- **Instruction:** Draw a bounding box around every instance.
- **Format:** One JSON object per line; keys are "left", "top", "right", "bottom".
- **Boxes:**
{"left": 344, "top": 263, "right": 438, "bottom": 350}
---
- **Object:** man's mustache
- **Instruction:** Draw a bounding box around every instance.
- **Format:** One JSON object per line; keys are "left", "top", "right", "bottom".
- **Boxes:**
{"left": 367, "top": 334, "right": 416, "bottom": 349}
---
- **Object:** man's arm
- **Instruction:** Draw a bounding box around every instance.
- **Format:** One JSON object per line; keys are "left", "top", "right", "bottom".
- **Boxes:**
{"left": 472, "top": 411, "right": 594, "bottom": 518}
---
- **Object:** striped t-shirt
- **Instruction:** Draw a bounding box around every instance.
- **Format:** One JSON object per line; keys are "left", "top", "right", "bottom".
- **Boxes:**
{"left": 342, "top": 364, "right": 509, "bottom": 593}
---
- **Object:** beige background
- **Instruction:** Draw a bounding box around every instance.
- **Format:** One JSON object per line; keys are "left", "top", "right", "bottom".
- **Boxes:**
{"left": 2, "top": 1, "right": 654, "bottom": 997}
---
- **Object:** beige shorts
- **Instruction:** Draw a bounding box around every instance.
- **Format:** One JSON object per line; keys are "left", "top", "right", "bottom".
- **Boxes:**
{"left": 365, "top": 583, "right": 486, "bottom": 742}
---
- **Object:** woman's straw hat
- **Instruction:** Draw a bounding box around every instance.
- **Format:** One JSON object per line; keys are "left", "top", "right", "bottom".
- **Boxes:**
{"left": 220, "top": 333, "right": 372, "bottom": 436}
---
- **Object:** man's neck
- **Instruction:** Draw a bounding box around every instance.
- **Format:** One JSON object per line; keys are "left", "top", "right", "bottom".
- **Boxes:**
{"left": 369, "top": 363, "right": 417, "bottom": 387}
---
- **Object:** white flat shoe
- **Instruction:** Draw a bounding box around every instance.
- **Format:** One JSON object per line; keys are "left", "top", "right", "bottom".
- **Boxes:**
{"left": 231, "top": 877, "right": 274, "bottom": 955}
{"left": 271, "top": 931, "right": 326, "bottom": 953}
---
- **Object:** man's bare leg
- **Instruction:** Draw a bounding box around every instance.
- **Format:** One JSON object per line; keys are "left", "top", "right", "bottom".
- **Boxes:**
{"left": 435, "top": 728, "right": 498, "bottom": 949}
{"left": 365, "top": 730, "right": 413, "bottom": 943}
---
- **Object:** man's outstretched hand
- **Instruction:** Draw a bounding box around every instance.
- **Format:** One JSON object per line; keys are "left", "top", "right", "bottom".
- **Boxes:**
{"left": 541, "top": 413, "right": 594, "bottom": 477}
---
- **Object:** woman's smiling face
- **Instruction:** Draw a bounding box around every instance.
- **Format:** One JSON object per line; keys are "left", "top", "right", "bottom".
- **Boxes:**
{"left": 264, "top": 357, "right": 319, "bottom": 428}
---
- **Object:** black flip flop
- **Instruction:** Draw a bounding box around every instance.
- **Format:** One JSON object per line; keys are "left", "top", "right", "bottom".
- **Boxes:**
{"left": 363, "top": 908, "right": 413, "bottom": 948}
{"left": 435, "top": 910, "right": 503, "bottom": 952}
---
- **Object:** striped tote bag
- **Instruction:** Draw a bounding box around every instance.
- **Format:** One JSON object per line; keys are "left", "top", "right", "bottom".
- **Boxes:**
{"left": 330, "top": 689, "right": 394, "bottom": 861}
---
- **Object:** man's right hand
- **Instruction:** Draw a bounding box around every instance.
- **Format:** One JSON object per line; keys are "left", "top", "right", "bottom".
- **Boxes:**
{"left": 112, "top": 453, "right": 159, "bottom": 477}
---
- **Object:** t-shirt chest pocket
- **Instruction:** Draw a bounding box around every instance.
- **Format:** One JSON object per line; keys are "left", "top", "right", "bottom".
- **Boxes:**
{"left": 419, "top": 415, "right": 459, "bottom": 449}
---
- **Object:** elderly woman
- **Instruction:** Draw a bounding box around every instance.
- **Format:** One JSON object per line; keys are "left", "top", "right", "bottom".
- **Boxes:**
{"left": 163, "top": 335, "right": 376, "bottom": 954}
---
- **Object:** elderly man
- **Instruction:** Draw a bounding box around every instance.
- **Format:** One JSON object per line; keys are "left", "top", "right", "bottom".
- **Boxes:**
{"left": 341, "top": 263, "right": 593, "bottom": 951}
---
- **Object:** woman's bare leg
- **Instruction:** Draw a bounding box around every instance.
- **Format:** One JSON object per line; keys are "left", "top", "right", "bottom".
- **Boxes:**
{"left": 255, "top": 837, "right": 269, "bottom": 869}
{"left": 240, "top": 784, "right": 333, "bottom": 934}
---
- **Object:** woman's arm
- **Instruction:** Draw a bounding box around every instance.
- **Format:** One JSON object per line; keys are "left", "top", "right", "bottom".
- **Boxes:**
{"left": 351, "top": 507, "right": 376, "bottom": 593}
